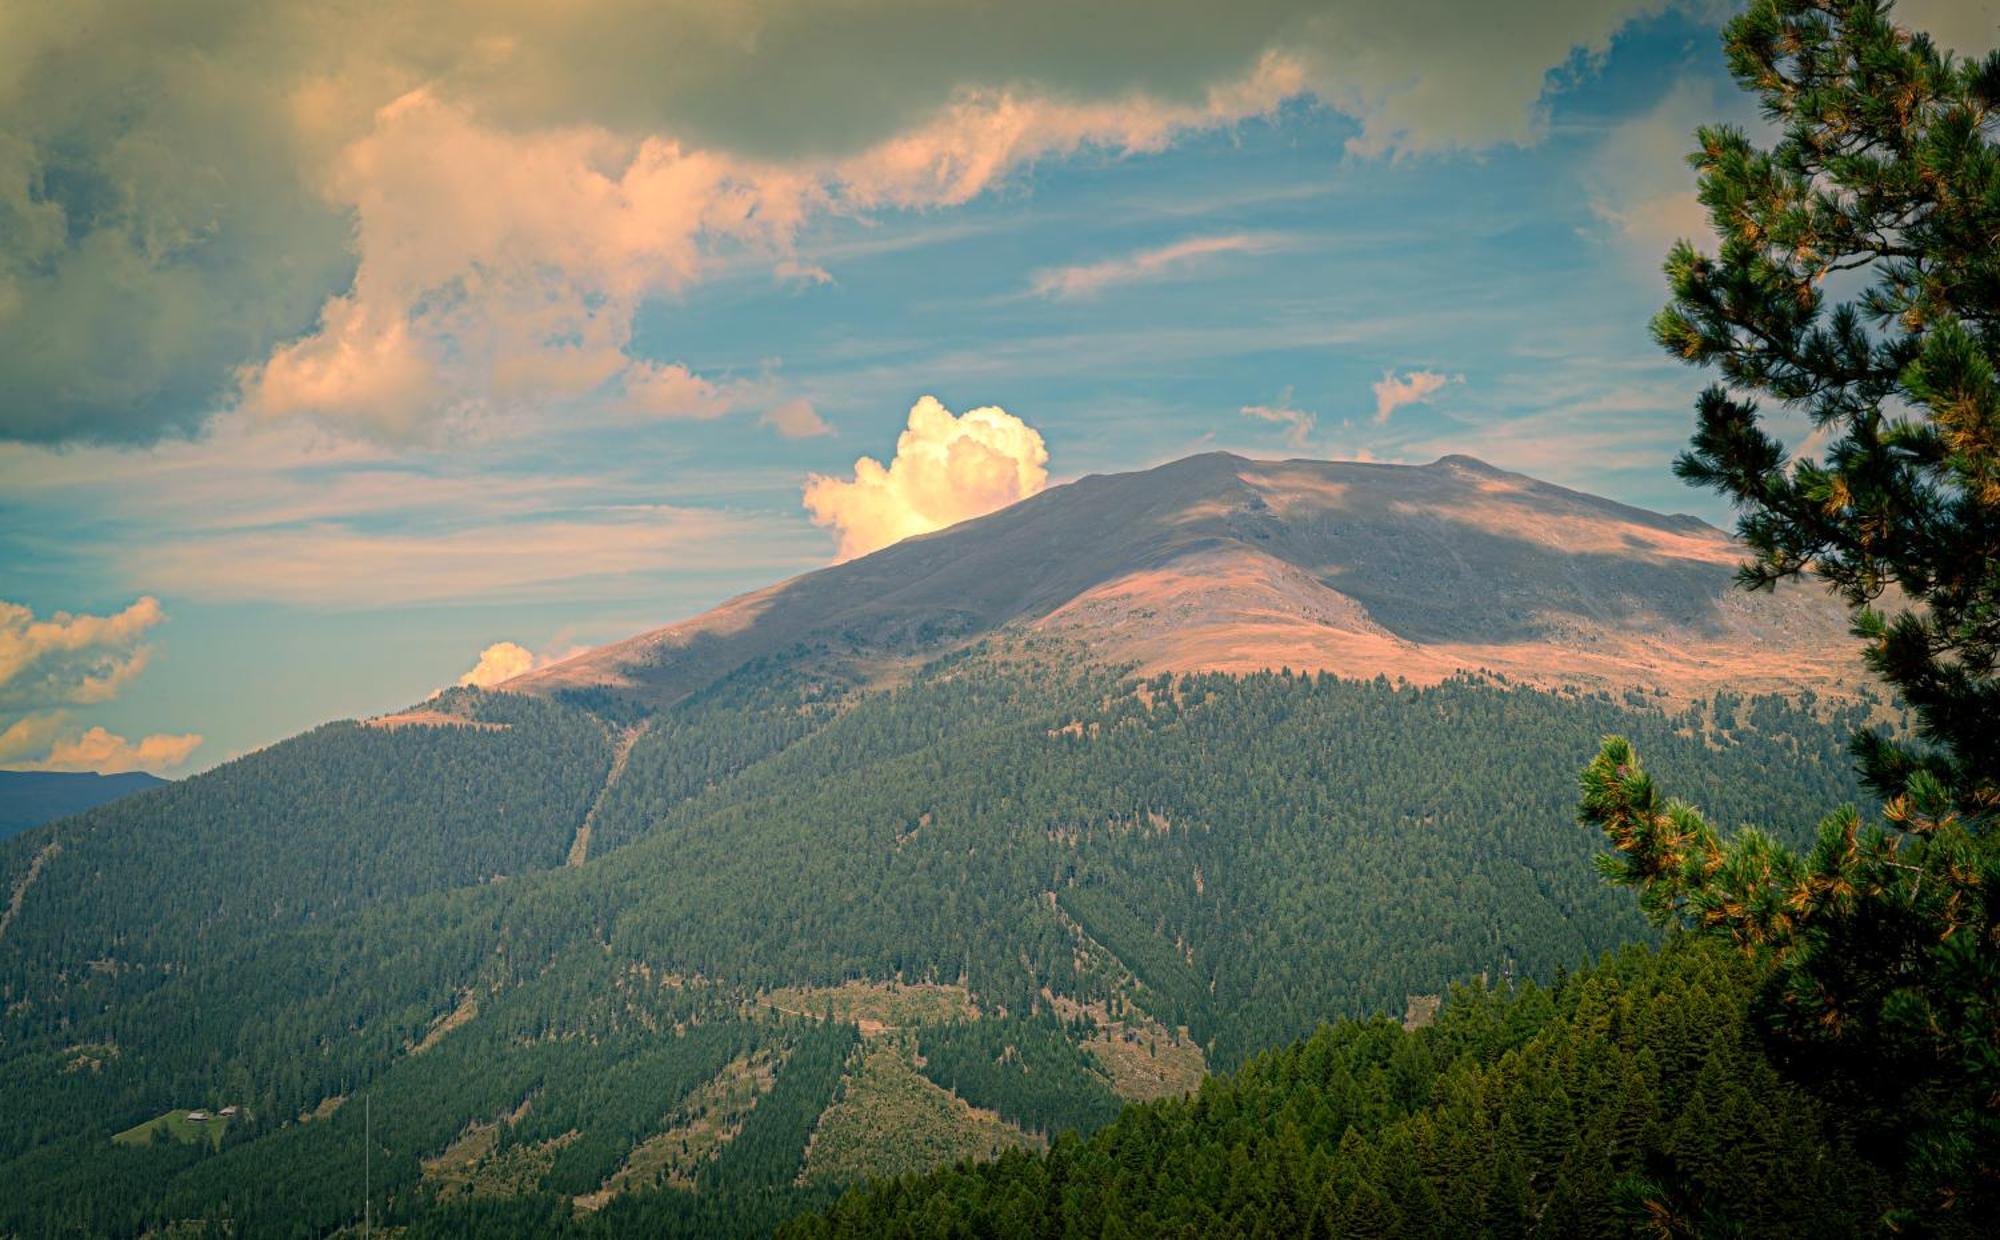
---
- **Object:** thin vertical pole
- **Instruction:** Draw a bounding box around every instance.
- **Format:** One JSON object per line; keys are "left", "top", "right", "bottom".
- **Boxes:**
{"left": 364, "top": 1093, "right": 371, "bottom": 1239}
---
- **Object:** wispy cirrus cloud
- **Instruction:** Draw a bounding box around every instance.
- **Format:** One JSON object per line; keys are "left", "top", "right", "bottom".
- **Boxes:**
{"left": 136, "top": 507, "right": 810, "bottom": 609}
{"left": 1029, "top": 233, "right": 1285, "bottom": 300}
{"left": 1240, "top": 388, "right": 1315, "bottom": 448}
{"left": 1372, "top": 369, "right": 1459, "bottom": 423}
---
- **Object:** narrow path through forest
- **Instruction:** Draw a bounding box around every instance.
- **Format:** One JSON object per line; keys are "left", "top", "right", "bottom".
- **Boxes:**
{"left": 0, "top": 840, "right": 59, "bottom": 943}
{"left": 567, "top": 722, "right": 648, "bottom": 867}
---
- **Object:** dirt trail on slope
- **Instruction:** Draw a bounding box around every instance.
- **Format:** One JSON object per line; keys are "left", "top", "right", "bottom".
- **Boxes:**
{"left": 0, "top": 840, "right": 60, "bottom": 943}
{"left": 567, "top": 722, "right": 648, "bottom": 867}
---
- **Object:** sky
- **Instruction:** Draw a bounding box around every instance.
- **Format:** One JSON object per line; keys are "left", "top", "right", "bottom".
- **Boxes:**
{"left": 2, "top": 0, "right": 1995, "bottom": 774}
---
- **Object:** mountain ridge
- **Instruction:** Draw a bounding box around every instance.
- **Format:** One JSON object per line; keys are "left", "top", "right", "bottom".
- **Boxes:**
{"left": 0, "top": 769, "right": 168, "bottom": 840}
{"left": 510, "top": 451, "right": 1860, "bottom": 708}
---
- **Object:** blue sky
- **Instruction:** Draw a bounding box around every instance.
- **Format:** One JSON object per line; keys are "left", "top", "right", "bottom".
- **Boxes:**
{"left": 2, "top": 0, "right": 1992, "bottom": 772}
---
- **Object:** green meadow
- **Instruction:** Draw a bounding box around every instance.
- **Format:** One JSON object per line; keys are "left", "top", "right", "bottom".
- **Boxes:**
{"left": 111, "top": 1109, "right": 234, "bottom": 1151}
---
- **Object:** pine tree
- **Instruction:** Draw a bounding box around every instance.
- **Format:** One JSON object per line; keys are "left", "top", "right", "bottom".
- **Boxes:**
{"left": 1583, "top": 0, "right": 1999, "bottom": 1223}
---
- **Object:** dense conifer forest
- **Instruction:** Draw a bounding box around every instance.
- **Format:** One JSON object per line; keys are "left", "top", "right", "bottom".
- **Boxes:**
{"left": 0, "top": 646, "right": 1880, "bottom": 1236}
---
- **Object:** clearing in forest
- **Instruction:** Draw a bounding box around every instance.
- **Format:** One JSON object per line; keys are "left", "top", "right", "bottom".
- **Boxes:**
{"left": 757, "top": 980, "right": 977, "bottom": 1035}
{"left": 799, "top": 1033, "right": 1037, "bottom": 1185}
{"left": 422, "top": 1118, "right": 577, "bottom": 1199}
{"left": 112, "top": 1109, "right": 237, "bottom": 1150}
{"left": 574, "top": 1046, "right": 782, "bottom": 1209}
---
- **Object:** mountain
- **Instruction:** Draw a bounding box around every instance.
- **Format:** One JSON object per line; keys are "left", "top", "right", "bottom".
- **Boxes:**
{"left": 0, "top": 769, "right": 167, "bottom": 840}
{"left": 0, "top": 455, "right": 1889, "bottom": 1237}
{"left": 512, "top": 452, "right": 1859, "bottom": 709}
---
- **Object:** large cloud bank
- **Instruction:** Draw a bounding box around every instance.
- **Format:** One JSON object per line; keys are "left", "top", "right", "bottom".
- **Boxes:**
{"left": 2, "top": 0, "right": 1746, "bottom": 446}
{"left": 803, "top": 396, "right": 1049, "bottom": 559}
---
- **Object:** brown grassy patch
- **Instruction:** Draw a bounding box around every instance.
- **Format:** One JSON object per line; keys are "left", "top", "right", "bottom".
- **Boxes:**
{"left": 409, "top": 990, "right": 479, "bottom": 1055}
{"left": 574, "top": 1047, "right": 781, "bottom": 1209}
{"left": 423, "top": 1121, "right": 576, "bottom": 1199}
{"left": 1083, "top": 1024, "right": 1207, "bottom": 1103}
{"left": 758, "top": 980, "right": 977, "bottom": 1035}
{"left": 1402, "top": 993, "right": 1442, "bottom": 1031}
{"left": 62, "top": 1042, "right": 119, "bottom": 1074}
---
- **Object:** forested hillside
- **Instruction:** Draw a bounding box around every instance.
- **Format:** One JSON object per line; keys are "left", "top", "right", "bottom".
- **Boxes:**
{"left": 0, "top": 646, "right": 1876, "bottom": 1236}
{"left": 784, "top": 938, "right": 1919, "bottom": 1238}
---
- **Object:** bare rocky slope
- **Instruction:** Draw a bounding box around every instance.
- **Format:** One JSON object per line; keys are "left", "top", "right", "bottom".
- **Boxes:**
{"left": 513, "top": 451, "right": 1859, "bottom": 705}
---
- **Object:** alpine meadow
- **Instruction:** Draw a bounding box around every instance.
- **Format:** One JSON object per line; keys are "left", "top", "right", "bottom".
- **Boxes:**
{"left": 0, "top": 1, "right": 1994, "bottom": 1237}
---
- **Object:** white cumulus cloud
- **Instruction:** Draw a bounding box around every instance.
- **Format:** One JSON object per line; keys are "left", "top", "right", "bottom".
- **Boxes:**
{"left": 803, "top": 395, "right": 1049, "bottom": 560}
{"left": 457, "top": 641, "right": 539, "bottom": 688}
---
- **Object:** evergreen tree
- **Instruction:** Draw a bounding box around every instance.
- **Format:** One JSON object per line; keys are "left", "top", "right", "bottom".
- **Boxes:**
{"left": 1585, "top": 0, "right": 1999, "bottom": 1223}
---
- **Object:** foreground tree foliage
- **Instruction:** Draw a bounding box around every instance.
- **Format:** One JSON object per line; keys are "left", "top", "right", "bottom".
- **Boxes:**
{"left": 1587, "top": 0, "right": 2000, "bottom": 1223}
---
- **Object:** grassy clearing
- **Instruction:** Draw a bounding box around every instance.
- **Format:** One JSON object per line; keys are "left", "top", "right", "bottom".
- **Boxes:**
{"left": 758, "top": 980, "right": 977, "bottom": 1035}
{"left": 800, "top": 1033, "right": 1037, "bottom": 1186}
{"left": 422, "top": 1120, "right": 577, "bottom": 1199}
{"left": 111, "top": 1109, "right": 236, "bottom": 1150}
{"left": 1083, "top": 1023, "right": 1207, "bottom": 1102}
{"left": 1043, "top": 988, "right": 1207, "bottom": 1102}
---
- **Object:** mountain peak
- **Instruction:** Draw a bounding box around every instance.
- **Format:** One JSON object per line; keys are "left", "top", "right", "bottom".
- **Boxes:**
{"left": 513, "top": 452, "right": 1858, "bottom": 706}
{"left": 1427, "top": 452, "right": 1506, "bottom": 473}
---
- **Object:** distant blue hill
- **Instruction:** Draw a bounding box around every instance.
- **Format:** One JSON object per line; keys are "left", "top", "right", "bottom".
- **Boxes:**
{"left": 0, "top": 770, "right": 168, "bottom": 840}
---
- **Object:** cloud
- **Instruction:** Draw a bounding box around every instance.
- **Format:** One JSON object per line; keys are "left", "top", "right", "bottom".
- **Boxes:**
{"left": 231, "top": 88, "right": 806, "bottom": 438}
{"left": 137, "top": 507, "right": 808, "bottom": 607}
{"left": 1372, "top": 370, "right": 1456, "bottom": 423}
{"left": 1030, "top": 234, "right": 1281, "bottom": 300}
{"left": 1395, "top": 363, "right": 1692, "bottom": 483}
{"left": 1584, "top": 77, "right": 1737, "bottom": 265}
{"left": 1897, "top": 0, "right": 2000, "bottom": 57}
{"left": 0, "top": 595, "right": 200, "bottom": 773}
{"left": 3, "top": 0, "right": 1684, "bottom": 445}
{"left": 231, "top": 68, "right": 1311, "bottom": 439}
{"left": 803, "top": 395, "right": 1049, "bottom": 559}
{"left": 0, "top": 596, "right": 165, "bottom": 711}
{"left": 1240, "top": 389, "right": 1316, "bottom": 448}
{"left": 457, "top": 641, "right": 538, "bottom": 688}
{"left": 0, "top": 723, "right": 203, "bottom": 774}
{"left": 621, "top": 362, "right": 738, "bottom": 422}
{"left": 762, "top": 398, "right": 833, "bottom": 438}
{"left": 0, "top": 412, "right": 828, "bottom": 611}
